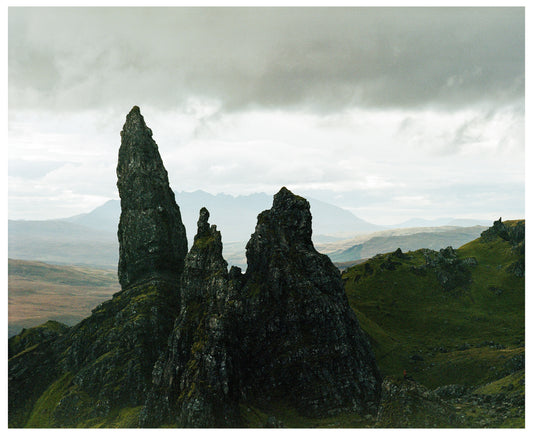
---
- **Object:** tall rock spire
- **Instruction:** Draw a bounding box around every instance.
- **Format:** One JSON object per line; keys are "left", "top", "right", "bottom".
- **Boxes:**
{"left": 239, "top": 186, "right": 382, "bottom": 417}
{"left": 117, "top": 106, "right": 187, "bottom": 288}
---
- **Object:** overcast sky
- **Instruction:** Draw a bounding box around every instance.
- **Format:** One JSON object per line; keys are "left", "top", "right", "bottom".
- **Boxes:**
{"left": 8, "top": 7, "right": 525, "bottom": 225}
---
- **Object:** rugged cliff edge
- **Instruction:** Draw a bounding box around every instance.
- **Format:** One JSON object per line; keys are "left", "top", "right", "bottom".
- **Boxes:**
{"left": 9, "top": 107, "right": 380, "bottom": 428}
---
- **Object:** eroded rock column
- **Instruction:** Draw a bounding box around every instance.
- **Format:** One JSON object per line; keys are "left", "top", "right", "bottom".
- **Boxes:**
{"left": 117, "top": 106, "right": 187, "bottom": 288}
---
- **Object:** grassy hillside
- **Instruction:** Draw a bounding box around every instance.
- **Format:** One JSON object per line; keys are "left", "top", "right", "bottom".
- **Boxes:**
{"left": 341, "top": 220, "right": 524, "bottom": 427}
{"left": 8, "top": 259, "right": 120, "bottom": 336}
{"left": 8, "top": 220, "right": 524, "bottom": 428}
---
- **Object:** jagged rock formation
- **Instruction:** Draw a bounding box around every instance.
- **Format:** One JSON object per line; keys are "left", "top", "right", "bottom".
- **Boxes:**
{"left": 9, "top": 107, "right": 381, "bottom": 428}
{"left": 140, "top": 208, "right": 242, "bottom": 427}
{"left": 8, "top": 320, "right": 70, "bottom": 359}
{"left": 236, "top": 187, "right": 382, "bottom": 416}
{"left": 422, "top": 246, "right": 476, "bottom": 291}
{"left": 117, "top": 106, "right": 187, "bottom": 288}
{"left": 406, "top": 246, "right": 477, "bottom": 291}
{"left": 8, "top": 321, "right": 70, "bottom": 427}
{"left": 140, "top": 188, "right": 382, "bottom": 427}
{"left": 480, "top": 218, "right": 525, "bottom": 245}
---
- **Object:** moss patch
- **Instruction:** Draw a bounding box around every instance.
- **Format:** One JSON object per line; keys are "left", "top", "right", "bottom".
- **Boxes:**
{"left": 25, "top": 372, "right": 74, "bottom": 428}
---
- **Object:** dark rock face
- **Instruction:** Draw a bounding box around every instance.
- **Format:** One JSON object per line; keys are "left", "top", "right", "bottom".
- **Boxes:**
{"left": 8, "top": 323, "right": 69, "bottom": 427}
{"left": 8, "top": 320, "right": 70, "bottom": 359}
{"left": 9, "top": 108, "right": 381, "bottom": 428}
{"left": 50, "top": 107, "right": 189, "bottom": 421}
{"left": 59, "top": 279, "right": 180, "bottom": 413}
{"left": 117, "top": 106, "right": 187, "bottom": 288}
{"left": 141, "top": 188, "right": 382, "bottom": 426}
{"left": 237, "top": 187, "right": 382, "bottom": 416}
{"left": 8, "top": 107, "right": 187, "bottom": 427}
{"left": 141, "top": 208, "right": 242, "bottom": 427}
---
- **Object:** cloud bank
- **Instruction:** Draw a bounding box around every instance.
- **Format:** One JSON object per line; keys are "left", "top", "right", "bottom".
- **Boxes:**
{"left": 9, "top": 7, "right": 524, "bottom": 113}
{"left": 8, "top": 7, "right": 525, "bottom": 224}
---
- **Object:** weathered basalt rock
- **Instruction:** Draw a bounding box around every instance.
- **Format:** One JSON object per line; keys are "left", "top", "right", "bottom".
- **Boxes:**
{"left": 237, "top": 187, "right": 382, "bottom": 417}
{"left": 141, "top": 188, "right": 382, "bottom": 426}
{"left": 117, "top": 106, "right": 187, "bottom": 288}
{"left": 8, "top": 322, "right": 70, "bottom": 427}
{"left": 141, "top": 208, "right": 242, "bottom": 427}
{"left": 8, "top": 320, "right": 70, "bottom": 359}
{"left": 420, "top": 247, "right": 476, "bottom": 291}
{"left": 9, "top": 108, "right": 382, "bottom": 428}
{"left": 8, "top": 107, "right": 188, "bottom": 428}
{"left": 480, "top": 218, "right": 525, "bottom": 245}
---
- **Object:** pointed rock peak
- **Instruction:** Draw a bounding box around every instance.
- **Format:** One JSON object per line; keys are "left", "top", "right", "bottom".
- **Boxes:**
{"left": 116, "top": 108, "right": 187, "bottom": 289}
{"left": 272, "top": 186, "right": 308, "bottom": 210}
{"left": 256, "top": 186, "right": 312, "bottom": 245}
{"left": 129, "top": 105, "right": 141, "bottom": 116}
{"left": 191, "top": 207, "right": 223, "bottom": 254}
{"left": 122, "top": 105, "right": 152, "bottom": 137}
{"left": 196, "top": 207, "right": 210, "bottom": 238}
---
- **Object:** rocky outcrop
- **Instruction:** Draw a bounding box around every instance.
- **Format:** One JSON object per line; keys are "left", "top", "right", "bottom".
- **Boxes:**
{"left": 51, "top": 107, "right": 188, "bottom": 421}
{"left": 141, "top": 188, "right": 382, "bottom": 426}
{"left": 9, "top": 108, "right": 381, "bottom": 428}
{"left": 8, "top": 107, "right": 188, "bottom": 427}
{"left": 236, "top": 187, "right": 382, "bottom": 417}
{"left": 140, "top": 208, "right": 242, "bottom": 427}
{"left": 409, "top": 247, "right": 476, "bottom": 291}
{"left": 8, "top": 320, "right": 70, "bottom": 359}
{"left": 8, "top": 322, "right": 70, "bottom": 427}
{"left": 480, "top": 218, "right": 525, "bottom": 278}
{"left": 480, "top": 218, "right": 525, "bottom": 245}
{"left": 117, "top": 106, "right": 187, "bottom": 289}
{"left": 425, "top": 247, "right": 475, "bottom": 291}
{"left": 376, "top": 378, "right": 462, "bottom": 428}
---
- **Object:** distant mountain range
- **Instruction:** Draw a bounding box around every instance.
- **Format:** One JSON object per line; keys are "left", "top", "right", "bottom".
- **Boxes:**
{"left": 9, "top": 190, "right": 495, "bottom": 269}
{"left": 388, "top": 217, "right": 493, "bottom": 228}
{"left": 62, "top": 190, "right": 384, "bottom": 242}
{"left": 323, "top": 225, "right": 489, "bottom": 263}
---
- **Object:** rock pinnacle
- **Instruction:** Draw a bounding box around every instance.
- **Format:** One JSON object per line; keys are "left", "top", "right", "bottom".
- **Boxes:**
{"left": 116, "top": 106, "right": 188, "bottom": 288}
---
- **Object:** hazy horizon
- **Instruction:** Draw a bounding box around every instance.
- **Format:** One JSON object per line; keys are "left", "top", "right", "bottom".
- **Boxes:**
{"left": 8, "top": 7, "right": 525, "bottom": 225}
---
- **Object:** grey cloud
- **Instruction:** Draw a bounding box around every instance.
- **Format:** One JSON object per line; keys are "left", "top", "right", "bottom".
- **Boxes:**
{"left": 9, "top": 7, "right": 524, "bottom": 113}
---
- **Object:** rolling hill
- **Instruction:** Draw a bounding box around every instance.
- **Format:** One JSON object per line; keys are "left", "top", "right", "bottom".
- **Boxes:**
{"left": 8, "top": 259, "right": 120, "bottom": 337}
{"left": 342, "top": 219, "right": 525, "bottom": 427}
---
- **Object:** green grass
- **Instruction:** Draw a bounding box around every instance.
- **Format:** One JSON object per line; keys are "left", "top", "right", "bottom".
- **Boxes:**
{"left": 343, "top": 223, "right": 524, "bottom": 389}
{"left": 25, "top": 372, "right": 74, "bottom": 428}
{"left": 11, "top": 220, "right": 524, "bottom": 428}
{"left": 239, "top": 401, "right": 373, "bottom": 428}
{"left": 473, "top": 369, "right": 525, "bottom": 396}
